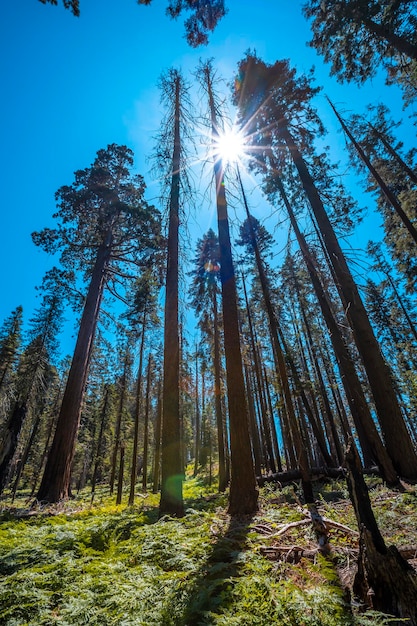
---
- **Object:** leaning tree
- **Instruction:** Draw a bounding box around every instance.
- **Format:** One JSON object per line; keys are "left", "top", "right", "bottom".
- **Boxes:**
{"left": 233, "top": 52, "right": 417, "bottom": 481}
{"left": 34, "top": 144, "right": 163, "bottom": 502}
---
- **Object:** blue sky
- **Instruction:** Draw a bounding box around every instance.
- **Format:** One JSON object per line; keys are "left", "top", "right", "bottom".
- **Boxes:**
{"left": 0, "top": 0, "right": 414, "bottom": 356}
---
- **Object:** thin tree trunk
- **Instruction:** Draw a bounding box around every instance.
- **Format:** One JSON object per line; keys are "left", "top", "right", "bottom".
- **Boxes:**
{"left": 370, "top": 123, "right": 417, "bottom": 187}
{"left": 241, "top": 274, "right": 276, "bottom": 473}
{"left": 91, "top": 385, "right": 110, "bottom": 503}
{"left": 238, "top": 169, "right": 313, "bottom": 500}
{"left": 193, "top": 347, "right": 200, "bottom": 478}
{"left": 275, "top": 128, "right": 416, "bottom": 479}
{"left": 11, "top": 409, "right": 43, "bottom": 500}
{"left": 142, "top": 353, "right": 152, "bottom": 492}
{"left": 212, "top": 291, "right": 227, "bottom": 491}
{"left": 152, "top": 378, "right": 162, "bottom": 494}
{"left": 110, "top": 347, "right": 130, "bottom": 495}
{"left": 116, "top": 444, "right": 125, "bottom": 506}
{"left": 263, "top": 365, "right": 282, "bottom": 472}
{"left": 244, "top": 363, "right": 263, "bottom": 477}
{"left": 329, "top": 98, "right": 417, "bottom": 245}
{"left": 129, "top": 320, "right": 146, "bottom": 506}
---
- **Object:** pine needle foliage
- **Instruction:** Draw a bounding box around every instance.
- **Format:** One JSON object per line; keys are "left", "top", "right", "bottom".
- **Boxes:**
{"left": 0, "top": 478, "right": 415, "bottom": 625}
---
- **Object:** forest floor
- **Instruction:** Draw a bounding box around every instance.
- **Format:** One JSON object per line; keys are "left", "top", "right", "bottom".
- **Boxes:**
{"left": 0, "top": 474, "right": 416, "bottom": 625}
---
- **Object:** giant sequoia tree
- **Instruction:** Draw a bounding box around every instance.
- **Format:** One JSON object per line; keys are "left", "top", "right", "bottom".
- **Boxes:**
{"left": 233, "top": 53, "right": 417, "bottom": 481}
{"left": 34, "top": 144, "right": 162, "bottom": 502}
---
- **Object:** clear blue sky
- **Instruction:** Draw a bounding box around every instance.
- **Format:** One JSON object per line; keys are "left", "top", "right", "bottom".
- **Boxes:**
{"left": 0, "top": 0, "right": 413, "bottom": 356}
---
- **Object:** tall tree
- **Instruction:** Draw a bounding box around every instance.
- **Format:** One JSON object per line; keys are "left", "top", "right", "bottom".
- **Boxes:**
{"left": 0, "top": 279, "right": 63, "bottom": 495}
{"left": 303, "top": 0, "right": 417, "bottom": 104}
{"left": 234, "top": 53, "right": 417, "bottom": 481}
{"left": 328, "top": 99, "right": 417, "bottom": 245}
{"left": 345, "top": 106, "right": 417, "bottom": 293}
{"left": 0, "top": 306, "right": 23, "bottom": 403}
{"left": 34, "top": 144, "right": 162, "bottom": 502}
{"left": 126, "top": 269, "right": 161, "bottom": 505}
{"left": 189, "top": 229, "right": 227, "bottom": 491}
{"left": 156, "top": 69, "right": 194, "bottom": 517}
{"left": 200, "top": 60, "right": 258, "bottom": 515}
{"left": 39, "top": 0, "right": 226, "bottom": 46}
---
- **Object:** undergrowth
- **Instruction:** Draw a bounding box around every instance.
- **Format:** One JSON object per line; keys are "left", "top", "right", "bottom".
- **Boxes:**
{"left": 0, "top": 477, "right": 415, "bottom": 625}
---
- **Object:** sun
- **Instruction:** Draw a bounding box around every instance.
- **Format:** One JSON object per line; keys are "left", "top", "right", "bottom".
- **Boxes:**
{"left": 214, "top": 126, "right": 246, "bottom": 165}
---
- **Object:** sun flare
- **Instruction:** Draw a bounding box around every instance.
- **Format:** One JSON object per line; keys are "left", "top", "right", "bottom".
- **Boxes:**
{"left": 214, "top": 127, "right": 246, "bottom": 165}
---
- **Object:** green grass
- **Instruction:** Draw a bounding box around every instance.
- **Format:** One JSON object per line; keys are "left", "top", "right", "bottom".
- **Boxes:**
{"left": 0, "top": 477, "right": 414, "bottom": 625}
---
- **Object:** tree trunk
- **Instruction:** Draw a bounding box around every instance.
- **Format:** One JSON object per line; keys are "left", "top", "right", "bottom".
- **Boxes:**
{"left": 212, "top": 290, "right": 227, "bottom": 492}
{"left": 116, "top": 444, "right": 125, "bottom": 506}
{"left": 278, "top": 127, "right": 417, "bottom": 480}
{"left": 91, "top": 386, "right": 110, "bottom": 503}
{"left": 109, "top": 347, "right": 130, "bottom": 495}
{"left": 193, "top": 347, "right": 200, "bottom": 478}
{"left": 0, "top": 403, "right": 26, "bottom": 494}
{"left": 160, "top": 73, "right": 183, "bottom": 517}
{"left": 205, "top": 65, "right": 258, "bottom": 516}
{"left": 142, "top": 353, "right": 152, "bottom": 492}
{"left": 329, "top": 99, "right": 417, "bottom": 245}
{"left": 345, "top": 440, "right": 417, "bottom": 624}
{"left": 37, "top": 234, "right": 111, "bottom": 502}
{"left": 361, "top": 14, "right": 417, "bottom": 61}
{"left": 242, "top": 274, "right": 276, "bottom": 473}
{"left": 152, "top": 378, "right": 162, "bottom": 494}
{"left": 370, "top": 123, "right": 417, "bottom": 187}
{"left": 129, "top": 320, "right": 146, "bottom": 506}
{"left": 238, "top": 169, "right": 312, "bottom": 500}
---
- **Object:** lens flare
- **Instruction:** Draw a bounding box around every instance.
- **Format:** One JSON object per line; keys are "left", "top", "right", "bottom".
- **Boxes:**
{"left": 214, "top": 127, "right": 246, "bottom": 165}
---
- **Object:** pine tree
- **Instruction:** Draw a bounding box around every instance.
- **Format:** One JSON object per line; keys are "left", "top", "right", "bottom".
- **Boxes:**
{"left": 0, "top": 279, "right": 63, "bottom": 495}
{"left": 0, "top": 306, "right": 23, "bottom": 408}
{"left": 234, "top": 53, "right": 417, "bottom": 481}
{"left": 34, "top": 144, "right": 162, "bottom": 502}
{"left": 303, "top": 0, "right": 417, "bottom": 104}
{"left": 189, "top": 229, "right": 227, "bottom": 491}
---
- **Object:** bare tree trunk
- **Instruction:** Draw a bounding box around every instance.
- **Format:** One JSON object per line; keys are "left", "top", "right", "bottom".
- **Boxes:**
{"left": 160, "top": 72, "right": 183, "bottom": 517}
{"left": 152, "top": 378, "right": 162, "bottom": 494}
{"left": 193, "top": 347, "right": 200, "bottom": 478}
{"left": 91, "top": 385, "right": 110, "bottom": 503}
{"left": 329, "top": 99, "right": 417, "bottom": 245}
{"left": 204, "top": 63, "right": 258, "bottom": 515}
{"left": 213, "top": 291, "right": 227, "bottom": 492}
{"left": 273, "top": 162, "right": 403, "bottom": 483}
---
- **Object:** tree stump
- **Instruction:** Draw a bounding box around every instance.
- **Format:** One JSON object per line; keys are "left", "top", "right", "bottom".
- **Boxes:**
{"left": 345, "top": 439, "right": 417, "bottom": 624}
